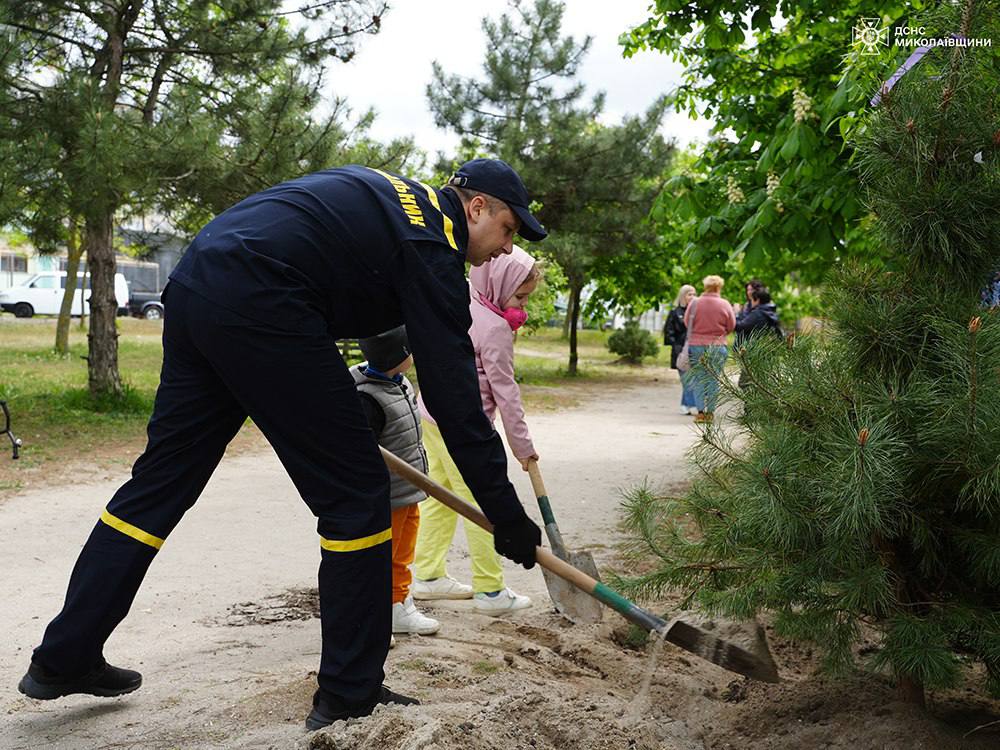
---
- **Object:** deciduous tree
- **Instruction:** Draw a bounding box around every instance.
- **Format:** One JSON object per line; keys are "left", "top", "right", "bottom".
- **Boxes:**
{"left": 1, "top": 0, "right": 390, "bottom": 397}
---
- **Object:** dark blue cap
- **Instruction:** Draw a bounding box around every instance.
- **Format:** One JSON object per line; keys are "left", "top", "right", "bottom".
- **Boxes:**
{"left": 447, "top": 158, "right": 547, "bottom": 242}
{"left": 359, "top": 325, "right": 410, "bottom": 372}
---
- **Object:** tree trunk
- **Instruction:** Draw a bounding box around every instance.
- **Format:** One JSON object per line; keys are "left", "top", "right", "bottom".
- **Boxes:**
{"left": 873, "top": 534, "right": 928, "bottom": 709}
{"left": 562, "top": 289, "right": 574, "bottom": 339}
{"left": 78, "top": 256, "right": 88, "bottom": 329}
{"left": 896, "top": 675, "right": 926, "bottom": 707}
{"left": 568, "top": 282, "right": 582, "bottom": 376}
{"left": 85, "top": 213, "right": 123, "bottom": 398}
{"left": 55, "top": 220, "right": 83, "bottom": 355}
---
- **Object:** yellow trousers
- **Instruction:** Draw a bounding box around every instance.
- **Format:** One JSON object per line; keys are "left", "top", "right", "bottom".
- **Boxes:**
{"left": 412, "top": 420, "right": 505, "bottom": 593}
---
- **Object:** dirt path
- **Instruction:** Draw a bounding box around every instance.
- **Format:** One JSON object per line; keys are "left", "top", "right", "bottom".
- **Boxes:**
{"left": 2, "top": 376, "right": 997, "bottom": 749}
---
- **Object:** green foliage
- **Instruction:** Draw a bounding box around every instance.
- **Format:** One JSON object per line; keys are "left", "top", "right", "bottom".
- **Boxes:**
{"left": 607, "top": 320, "right": 659, "bottom": 364}
{"left": 620, "top": 0, "right": 930, "bottom": 284}
{"left": 616, "top": 2, "right": 1000, "bottom": 701}
{"left": 770, "top": 280, "right": 824, "bottom": 327}
{"left": 521, "top": 260, "right": 565, "bottom": 335}
{"left": 428, "top": 0, "right": 674, "bottom": 372}
{"left": 1, "top": 1, "right": 406, "bottom": 395}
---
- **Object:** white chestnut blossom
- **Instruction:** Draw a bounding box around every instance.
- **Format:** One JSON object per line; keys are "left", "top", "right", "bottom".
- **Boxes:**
{"left": 793, "top": 88, "right": 814, "bottom": 123}
{"left": 766, "top": 171, "right": 784, "bottom": 213}
{"left": 726, "top": 175, "right": 745, "bottom": 205}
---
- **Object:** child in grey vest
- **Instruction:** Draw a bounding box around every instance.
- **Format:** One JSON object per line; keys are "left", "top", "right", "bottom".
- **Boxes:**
{"left": 354, "top": 326, "right": 440, "bottom": 637}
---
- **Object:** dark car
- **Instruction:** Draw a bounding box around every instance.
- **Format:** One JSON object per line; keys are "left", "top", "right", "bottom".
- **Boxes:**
{"left": 128, "top": 290, "right": 164, "bottom": 320}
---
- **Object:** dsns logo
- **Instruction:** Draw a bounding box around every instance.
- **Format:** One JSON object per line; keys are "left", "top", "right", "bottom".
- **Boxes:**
{"left": 852, "top": 18, "right": 890, "bottom": 55}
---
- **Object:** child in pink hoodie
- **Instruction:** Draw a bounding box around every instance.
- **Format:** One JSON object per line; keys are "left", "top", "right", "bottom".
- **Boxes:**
{"left": 412, "top": 246, "right": 539, "bottom": 615}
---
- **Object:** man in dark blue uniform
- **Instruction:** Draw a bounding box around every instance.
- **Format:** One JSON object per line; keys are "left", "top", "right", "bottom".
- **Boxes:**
{"left": 18, "top": 159, "right": 547, "bottom": 729}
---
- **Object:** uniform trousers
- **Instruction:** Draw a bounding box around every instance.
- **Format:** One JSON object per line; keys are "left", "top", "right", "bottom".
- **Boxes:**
{"left": 32, "top": 283, "right": 392, "bottom": 702}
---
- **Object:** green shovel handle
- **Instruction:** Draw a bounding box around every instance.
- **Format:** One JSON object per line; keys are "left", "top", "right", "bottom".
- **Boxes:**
{"left": 381, "top": 447, "right": 669, "bottom": 637}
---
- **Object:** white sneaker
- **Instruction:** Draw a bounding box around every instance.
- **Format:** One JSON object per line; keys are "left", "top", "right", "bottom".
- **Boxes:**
{"left": 412, "top": 575, "right": 474, "bottom": 600}
{"left": 473, "top": 588, "right": 532, "bottom": 616}
{"left": 389, "top": 634, "right": 396, "bottom": 649}
{"left": 392, "top": 595, "right": 440, "bottom": 635}
{"left": 680, "top": 406, "right": 692, "bottom": 415}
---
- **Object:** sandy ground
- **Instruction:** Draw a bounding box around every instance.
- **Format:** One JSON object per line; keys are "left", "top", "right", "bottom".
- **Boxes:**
{"left": 2, "top": 374, "right": 999, "bottom": 749}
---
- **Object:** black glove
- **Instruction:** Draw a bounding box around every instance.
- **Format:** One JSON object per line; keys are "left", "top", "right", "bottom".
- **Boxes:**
{"left": 493, "top": 516, "right": 541, "bottom": 569}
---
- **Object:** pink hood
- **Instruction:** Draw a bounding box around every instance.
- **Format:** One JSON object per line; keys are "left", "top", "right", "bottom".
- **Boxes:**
{"left": 418, "top": 245, "right": 537, "bottom": 460}
{"left": 469, "top": 245, "right": 535, "bottom": 310}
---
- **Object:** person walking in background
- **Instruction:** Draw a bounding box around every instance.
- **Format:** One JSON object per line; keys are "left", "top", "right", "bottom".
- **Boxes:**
{"left": 685, "top": 275, "right": 736, "bottom": 423}
{"left": 733, "top": 287, "right": 783, "bottom": 391}
{"left": 413, "top": 246, "right": 540, "bottom": 615}
{"left": 734, "top": 278, "right": 764, "bottom": 349}
{"left": 982, "top": 270, "right": 1000, "bottom": 308}
{"left": 665, "top": 284, "right": 698, "bottom": 415}
{"left": 734, "top": 288, "right": 782, "bottom": 342}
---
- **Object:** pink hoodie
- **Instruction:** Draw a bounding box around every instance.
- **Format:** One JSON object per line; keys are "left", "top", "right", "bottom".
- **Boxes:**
{"left": 418, "top": 246, "right": 536, "bottom": 459}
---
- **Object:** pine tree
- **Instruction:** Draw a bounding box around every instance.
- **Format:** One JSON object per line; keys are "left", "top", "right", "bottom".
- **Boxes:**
{"left": 427, "top": 0, "right": 673, "bottom": 374}
{"left": 1, "top": 1, "right": 388, "bottom": 398}
{"left": 616, "top": 1, "right": 1000, "bottom": 706}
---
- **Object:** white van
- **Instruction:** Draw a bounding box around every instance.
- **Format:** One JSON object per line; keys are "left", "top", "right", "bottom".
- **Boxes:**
{"left": 0, "top": 272, "right": 129, "bottom": 318}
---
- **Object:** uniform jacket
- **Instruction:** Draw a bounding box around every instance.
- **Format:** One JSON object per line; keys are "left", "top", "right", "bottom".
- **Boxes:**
{"left": 169, "top": 165, "right": 527, "bottom": 525}
{"left": 684, "top": 292, "right": 736, "bottom": 346}
{"left": 418, "top": 247, "right": 536, "bottom": 460}
{"left": 352, "top": 365, "right": 428, "bottom": 509}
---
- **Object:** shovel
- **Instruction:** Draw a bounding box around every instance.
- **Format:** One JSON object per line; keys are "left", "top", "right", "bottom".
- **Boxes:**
{"left": 381, "top": 447, "right": 780, "bottom": 683}
{"left": 527, "top": 460, "right": 603, "bottom": 624}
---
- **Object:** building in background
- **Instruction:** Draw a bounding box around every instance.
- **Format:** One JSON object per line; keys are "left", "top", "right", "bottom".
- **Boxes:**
{"left": 1, "top": 224, "right": 187, "bottom": 294}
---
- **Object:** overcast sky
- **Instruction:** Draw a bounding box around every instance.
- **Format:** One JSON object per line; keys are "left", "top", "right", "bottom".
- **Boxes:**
{"left": 323, "top": 0, "right": 714, "bottom": 157}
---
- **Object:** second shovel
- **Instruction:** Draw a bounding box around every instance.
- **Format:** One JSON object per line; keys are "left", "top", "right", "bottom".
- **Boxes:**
{"left": 527, "top": 460, "right": 603, "bottom": 624}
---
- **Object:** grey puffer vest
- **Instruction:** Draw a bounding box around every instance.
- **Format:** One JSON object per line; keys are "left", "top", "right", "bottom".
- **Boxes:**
{"left": 351, "top": 366, "right": 428, "bottom": 508}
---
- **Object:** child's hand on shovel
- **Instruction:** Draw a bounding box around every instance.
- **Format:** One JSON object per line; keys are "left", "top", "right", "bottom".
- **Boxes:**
{"left": 518, "top": 453, "right": 540, "bottom": 471}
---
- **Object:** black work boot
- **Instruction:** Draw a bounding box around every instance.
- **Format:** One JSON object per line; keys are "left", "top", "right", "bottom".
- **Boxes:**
{"left": 305, "top": 684, "right": 419, "bottom": 730}
{"left": 18, "top": 660, "right": 142, "bottom": 700}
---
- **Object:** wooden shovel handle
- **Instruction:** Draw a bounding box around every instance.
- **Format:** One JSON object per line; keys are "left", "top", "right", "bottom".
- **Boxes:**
{"left": 380, "top": 447, "right": 594, "bottom": 591}
{"left": 526, "top": 459, "right": 566, "bottom": 555}
{"left": 527, "top": 459, "right": 547, "bottom": 499}
{"left": 382, "top": 447, "right": 493, "bottom": 531}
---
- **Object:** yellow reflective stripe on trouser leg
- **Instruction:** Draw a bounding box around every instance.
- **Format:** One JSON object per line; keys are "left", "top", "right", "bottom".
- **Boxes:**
{"left": 416, "top": 180, "right": 459, "bottom": 251}
{"left": 320, "top": 527, "right": 392, "bottom": 552}
{"left": 99, "top": 509, "right": 165, "bottom": 550}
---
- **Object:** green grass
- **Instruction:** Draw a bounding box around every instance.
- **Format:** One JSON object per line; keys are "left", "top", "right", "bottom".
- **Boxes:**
{"left": 398, "top": 658, "right": 429, "bottom": 671}
{"left": 0, "top": 317, "right": 163, "bottom": 472}
{"left": 517, "top": 326, "right": 673, "bottom": 372}
{"left": 471, "top": 659, "right": 500, "bottom": 674}
{"left": 0, "top": 318, "right": 677, "bottom": 484}
{"left": 512, "top": 326, "right": 674, "bottom": 410}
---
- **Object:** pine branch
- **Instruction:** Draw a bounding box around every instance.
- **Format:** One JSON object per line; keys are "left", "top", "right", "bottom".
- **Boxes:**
{"left": 731, "top": 346, "right": 794, "bottom": 411}
{"left": 968, "top": 316, "right": 980, "bottom": 437}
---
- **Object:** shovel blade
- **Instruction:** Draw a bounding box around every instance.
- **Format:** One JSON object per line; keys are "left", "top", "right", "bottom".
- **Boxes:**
{"left": 663, "top": 617, "right": 780, "bottom": 683}
{"left": 541, "top": 550, "right": 604, "bottom": 624}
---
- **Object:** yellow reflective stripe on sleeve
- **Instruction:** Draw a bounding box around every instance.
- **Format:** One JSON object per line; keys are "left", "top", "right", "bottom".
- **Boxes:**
{"left": 416, "top": 180, "right": 458, "bottom": 251}
{"left": 100, "top": 510, "right": 164, "bottom": 550}
{"left": 320, "top": 527, "right": 392, "bottom": 552}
